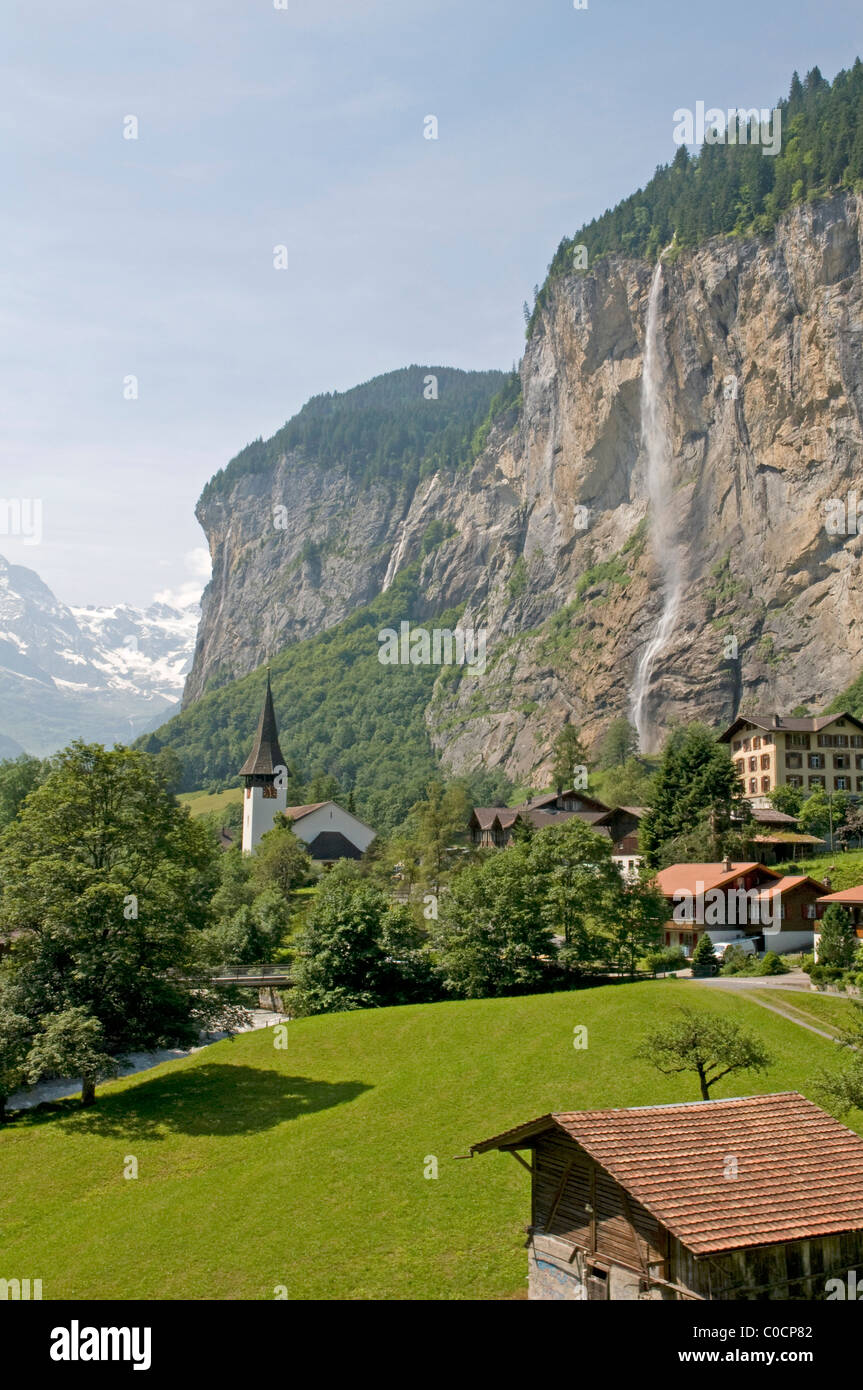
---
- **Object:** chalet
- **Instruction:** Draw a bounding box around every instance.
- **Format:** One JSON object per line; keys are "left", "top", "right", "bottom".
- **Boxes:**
{"left": 470, "top": 792, "right": 644, "bottom": 879}
{"left": 719, "top": 711, "right": 863, "bottom": 808}
{"left": 472, "top": 1093, "right": 863, "bottom": 1300}
{"left": 745, "top": 805, "right": 826, "bottom": 862}
{"left": 814, "top": 884, "right": 863, "bottom": 958}
{"left": 654, "top": 861, "right": 827, "bottom": 955}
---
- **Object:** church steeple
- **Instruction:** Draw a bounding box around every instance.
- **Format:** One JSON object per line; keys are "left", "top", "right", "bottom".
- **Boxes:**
{"left": 239, "top": 669, "right": 288, "bottom": 853}
{"left": 239, "top": 668, "right": 285, "bottom": 781}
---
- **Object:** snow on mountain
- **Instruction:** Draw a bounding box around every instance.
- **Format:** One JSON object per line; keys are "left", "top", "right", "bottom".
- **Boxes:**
{"left": 0, "top": 555, "right": 198, "bottom": 755}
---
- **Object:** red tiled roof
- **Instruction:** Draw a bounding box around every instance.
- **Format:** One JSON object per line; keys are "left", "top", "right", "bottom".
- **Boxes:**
{"left": 283, "top": 802, "right": 328, "bottom": 821}
{"left": 754, "top": 875, "right": 827, "bottom": 901}
{"left": 819, "top": 884, "right": 863, "bottom": 905}
{"left": 472, "top": 1093, "right": 863, "bottom": 1255}
{"left": 654, "top": 863, "right": 772, "bottom": 897}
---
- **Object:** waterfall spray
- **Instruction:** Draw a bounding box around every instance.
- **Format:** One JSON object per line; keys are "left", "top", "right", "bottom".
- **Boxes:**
{"left": 630, "top": 258, "right": 682, "bottom": 753}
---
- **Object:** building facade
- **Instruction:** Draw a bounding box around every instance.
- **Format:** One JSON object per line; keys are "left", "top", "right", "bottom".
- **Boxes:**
{"left": 719, "top": 712, "right": 863, "bottom": 808}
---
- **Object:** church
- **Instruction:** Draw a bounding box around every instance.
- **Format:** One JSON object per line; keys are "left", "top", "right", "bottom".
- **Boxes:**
{"left": 238, "top": 670, "right": 376, "bottom": 864}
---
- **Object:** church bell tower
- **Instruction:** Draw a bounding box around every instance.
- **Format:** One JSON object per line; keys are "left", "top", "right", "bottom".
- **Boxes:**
{"left": 239, "top": 668, "right": 287, "bottom": 853}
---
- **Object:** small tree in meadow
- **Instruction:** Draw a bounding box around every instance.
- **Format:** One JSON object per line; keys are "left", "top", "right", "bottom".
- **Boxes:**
{"left": 635, "top": 1006, "right": 773, "bottom": 1100}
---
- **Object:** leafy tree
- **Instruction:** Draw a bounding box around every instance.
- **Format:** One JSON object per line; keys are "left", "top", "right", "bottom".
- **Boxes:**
{"left": 251, "top": 822, "right": 312, "bottom": 898}
{"left": 598, "top": 757, "right": 655, "bottom": 809}
{"left": 599, "top": 877, "right": 667, "bottom": 976}
{"left": 816, "top": 904, "right": 860, "bottom": 971}
{"left": 757, "top": 951, "right": 788, "bottom": 976}
{"left": 431, "top": 844, "right": 553, "bottom": 998}
{"left": 815, "top": 1000, "right": 863, "bottom": 1116}
{"left": 799, "top": 789, "right": 848, "bottom": 843}
{"left": 0, "top": 997, "right": 30, "bottom": 1120}
{"left": 640, "top": 724, "right": 749, "bottom": 869}
{"left": 0, "top": 741, "right": 231, "bottom": 1056}
{"left": 551, "top": 727, "right": 590, "bottom": 793}
{"left": 768, "top": 785, "right": 804, "bottom": 817}
{"left": 26, "top": 1007, "right": 119, "bottom": 1107}
{"left": 0, "top": 754, "right": 46, "bottom": 830}
{"left": 288, "top": 864, "right": 436, "bottom": 1015}
{"left": 529, "top": 819, "right": 621, "bottom": 968}
{"left": 409, "top": 781, "right": 470, "bottom": 893}
{"left": 635, "top": 1006, "right": 773, "bottom": 1100}
{"left": 598, "top": 718, "right": 639, "bottom": 770}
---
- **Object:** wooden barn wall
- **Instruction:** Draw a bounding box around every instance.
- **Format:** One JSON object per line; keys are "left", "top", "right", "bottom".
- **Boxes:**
{"left": 530, "top": 1133, "right": 665, "bottom": 1271}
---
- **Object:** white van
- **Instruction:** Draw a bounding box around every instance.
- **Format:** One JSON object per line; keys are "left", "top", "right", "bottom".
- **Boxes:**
{"left": 708, "top": 932, "right": 758, "bottom": 959}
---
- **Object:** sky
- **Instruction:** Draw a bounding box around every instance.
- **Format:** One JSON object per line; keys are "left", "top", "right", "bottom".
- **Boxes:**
{"left": 1, "top": 0, "right": 860, "bottom": 609}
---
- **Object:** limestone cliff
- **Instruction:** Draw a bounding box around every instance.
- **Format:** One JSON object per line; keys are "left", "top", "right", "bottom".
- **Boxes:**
{"left": 186, "top": 192, "right": 863, "bottom": 784}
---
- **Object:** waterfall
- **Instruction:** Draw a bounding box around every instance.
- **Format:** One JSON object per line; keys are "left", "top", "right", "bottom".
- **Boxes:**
{"left": 630, "top": 259, "right": 682, "bottom": 754}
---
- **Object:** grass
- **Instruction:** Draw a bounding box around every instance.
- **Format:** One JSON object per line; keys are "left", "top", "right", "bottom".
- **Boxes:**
{"left": 0, "top": 980, "right": 856, "bottom": 1300}
{"left": 774, "top": 849, "right": 863, "bottom": 889}
{"left": 756, "top": 988, "right": 861, "bottom": 1033}
{"left": 179, "top": 787, "right": 243, "bottom": 818}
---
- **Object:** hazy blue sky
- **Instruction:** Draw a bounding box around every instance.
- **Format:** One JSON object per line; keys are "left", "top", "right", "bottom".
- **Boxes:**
{"left": 1, "top": 0, "right": 860, "bottom": 607}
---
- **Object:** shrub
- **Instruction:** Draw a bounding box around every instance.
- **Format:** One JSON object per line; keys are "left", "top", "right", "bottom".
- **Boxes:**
{"left": 757, "top": 951, "right": 788, "bottom": 976}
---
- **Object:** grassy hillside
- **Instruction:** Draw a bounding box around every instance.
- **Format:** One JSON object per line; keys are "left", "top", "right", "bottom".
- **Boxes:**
{"left": 179, "top": 788, "right": 243, "bottom": 819}
{"left": 775, "top": 849, "right": 863, "bottom": 889}
{"left": 0, "top": 981, "right": 856, "bottom": 1300}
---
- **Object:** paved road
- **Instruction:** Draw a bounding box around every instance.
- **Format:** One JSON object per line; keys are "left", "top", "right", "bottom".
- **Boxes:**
{"left": 685, "top": 969, "right": 813, "bottom": 993}
{"left": 684, "top": 970, "right": 844, "bottom": 1041}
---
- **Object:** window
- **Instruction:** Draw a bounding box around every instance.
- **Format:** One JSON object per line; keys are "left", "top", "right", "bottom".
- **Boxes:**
{"left": 761, "top": 776, "right": 770, "bottom": 792}
{"left": 836, "top": 777, "right": 850, "bottom": 791}
{"left": 836, "top": 719, "right": 846, "bottom": 728}
{"left": 788, "top": 734, "right": 810, "bottom": 748}
{"left": 786, "top": 753, "right": 802, "bottom": 769}
{"left": 858, "top": 778, "right": 863, "bottom": 793}
{"left": 809, "top": 775, "right": 826, "bottom": 789}
{"left": 787, "top": 775, "right": 803, "bottom": 788}
{"left": 808, "top": 754, "right": 825, "bottom": 769}
{"left": 856, "top": 755, "right": 863, "bottom": 771}
{"left": 806, "top": 904, "right": 817, "bottom": 920}
{"left": 743, "top": 739, "right": 751, "bottom": 752}
{"left": 835, "top": 754, "right": 849, "bottom": 769}
{"left": 760, "top": 755, "right": 771, "bottom": 770}
{"left": 749, "top": 779, "right": 757, "bottom": 794}
{"left": 852, "top": 736, "right": 863, "bottom": 749}
{"left": 732, "top": 740, "right": 741, "bottom": 753}
{"left": 753, "top": 736, "right": 762, "bottom": 750}
{"left": 749, "top": 757, "right": 757, "bottom": 772}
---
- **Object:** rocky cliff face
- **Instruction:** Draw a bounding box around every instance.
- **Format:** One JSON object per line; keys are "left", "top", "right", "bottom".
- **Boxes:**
{"left": 187, "top": 192, "right": 863, "bottom": 783}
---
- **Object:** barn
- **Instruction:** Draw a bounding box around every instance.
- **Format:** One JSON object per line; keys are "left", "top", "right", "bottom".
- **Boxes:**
{"left": 471, "top": 1092, "right": 863, "bottom": 1300}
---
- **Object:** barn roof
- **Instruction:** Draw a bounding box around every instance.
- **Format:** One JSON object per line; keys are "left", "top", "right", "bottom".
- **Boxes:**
{"left": 472, "top": 1093, "right": 863, "bottom": 1256}
{"left": 819, "top": 884, "right": 863, "bottom": 905}
{"left": 238, "top": 671, "right": 286, "bottom": 777}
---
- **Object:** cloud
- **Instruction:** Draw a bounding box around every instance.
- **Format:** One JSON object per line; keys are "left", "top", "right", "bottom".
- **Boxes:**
{"left": 153, "top": 547, "right": 211, "bottom": 610}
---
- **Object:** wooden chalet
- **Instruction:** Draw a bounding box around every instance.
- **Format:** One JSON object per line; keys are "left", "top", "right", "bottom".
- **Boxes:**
{"left": 472, "top": 1093, "right": 863, "bottom": 1300}
{"left": 469, "top": 793, "right": 645, "bottom": 877}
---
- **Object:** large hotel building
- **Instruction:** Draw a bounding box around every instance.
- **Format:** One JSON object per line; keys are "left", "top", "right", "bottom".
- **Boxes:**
{"left": 718, "top": 712, "right": 863, "bottom": 807}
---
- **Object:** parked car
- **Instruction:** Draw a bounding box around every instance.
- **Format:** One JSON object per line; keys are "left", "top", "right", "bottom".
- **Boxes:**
{"left": 709, "top": 933, "right": 758, "bottom": 959}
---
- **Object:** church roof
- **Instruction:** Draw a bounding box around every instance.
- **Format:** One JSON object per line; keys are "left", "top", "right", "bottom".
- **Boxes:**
{"left": 238, "top": 671, "right": 286, "bottom": 777}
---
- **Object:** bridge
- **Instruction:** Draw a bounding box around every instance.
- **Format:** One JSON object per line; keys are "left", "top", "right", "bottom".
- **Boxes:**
{"left": 209, "top": 963, "right": 292, "bottom": 988}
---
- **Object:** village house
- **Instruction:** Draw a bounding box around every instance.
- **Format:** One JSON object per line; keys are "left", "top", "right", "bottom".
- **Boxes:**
{"left": 470, "top": 792, "right": 644, "bottom": 880}
{"left": 814, "top": 883, "right": 863, "bottom": 959}
{"left": 742, "top": 805, "right": 826, "bottom": 862}
{"left": 654, "top": 861, "right": 827, "bottom": 956}
{"left": 719, "top": 711, "right": 863, "bottom": 808}
{"left": 471, "top": 1093, "right": 863, "bottom": 1300}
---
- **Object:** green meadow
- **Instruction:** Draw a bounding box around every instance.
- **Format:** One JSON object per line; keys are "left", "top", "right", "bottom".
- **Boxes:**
{"left": 0, "top": 980, "right": 857, "bottom": 1301}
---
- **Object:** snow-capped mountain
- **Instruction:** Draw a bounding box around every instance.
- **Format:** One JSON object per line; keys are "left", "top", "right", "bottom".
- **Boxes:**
{"left": 0, "top": 555, "right": 198, "bottom": 755}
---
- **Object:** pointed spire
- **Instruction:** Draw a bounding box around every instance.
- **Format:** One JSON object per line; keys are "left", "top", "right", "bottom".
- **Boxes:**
{"left": 239, "top": 668, "right": 286, "bottom": 777}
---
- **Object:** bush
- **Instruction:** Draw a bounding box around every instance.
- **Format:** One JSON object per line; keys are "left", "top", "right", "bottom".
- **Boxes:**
{"left": 809, "top": 963, "right": 846, "bottom": 986}
{"left": 646, "top": 947, "right": 687, "bottom": 975}
{"left": 720, "top": 944, "right": 750, "bottom": 976}
{"left": 757, "top": 951, "right": 789, "bottom": 976}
